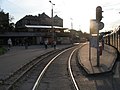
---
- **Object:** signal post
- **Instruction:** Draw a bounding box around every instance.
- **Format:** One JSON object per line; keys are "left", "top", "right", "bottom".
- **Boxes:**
{"left": 96, "top": 6, "right": 104, "bottom": 66}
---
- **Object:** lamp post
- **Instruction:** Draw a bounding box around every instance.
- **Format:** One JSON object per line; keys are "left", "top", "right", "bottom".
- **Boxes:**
{"left": 70, "top": 18, "right": 73, "bottom": 29}
{"left": 49, "top": 0, "right": 55, "bottom": 41}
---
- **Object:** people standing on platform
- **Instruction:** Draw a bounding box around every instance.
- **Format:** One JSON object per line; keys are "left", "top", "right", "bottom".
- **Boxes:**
{"left": 102, "top": 37, "right": 104, "bottom": 50}
{"left": 44, "top": 40, "right": 48, "bottom": 49}
{"left": 8, "top": 38, "right": 12, "bottom": 50}
{"left": 24, "top": 37, "right": 28, "bottom": 49}
{"left": 53, "top": 40, "right": 56, "bottom": 49}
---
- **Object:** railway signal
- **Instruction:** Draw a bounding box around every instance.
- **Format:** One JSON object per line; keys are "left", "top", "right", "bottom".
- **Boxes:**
{"left": 98, "top": 22, "right": 104, "bottom": 30}
{"left": 96, "top": 6, "right": 103, "bottom": 22}
{"left": 96, "top": 6, "right": 104, "bottom": 67}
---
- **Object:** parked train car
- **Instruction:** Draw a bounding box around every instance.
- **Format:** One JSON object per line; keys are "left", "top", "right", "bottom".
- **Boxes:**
{"left": 104, "top": 26, "right": 120, "bottom": 52}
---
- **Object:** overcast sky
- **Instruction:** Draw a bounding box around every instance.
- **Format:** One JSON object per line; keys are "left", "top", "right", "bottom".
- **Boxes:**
{"left": 1, "top": 0, "right": 120, "bottom": 33}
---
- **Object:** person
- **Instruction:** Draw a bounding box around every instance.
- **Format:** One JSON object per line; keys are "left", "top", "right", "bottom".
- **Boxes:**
{"left": 44, "top": 40, "right": 48, "bottom": 49}
{"left": 24, "top": 37, "right": 28, "bottom": 49}
{"left": 53, "top": 40, "right": 56, "bottom": 49}
{"left": 8, "top": 38, "right": 12, "bottom": 50}
{"left": 101, "top": 37, "right": 104, "bottom": 50}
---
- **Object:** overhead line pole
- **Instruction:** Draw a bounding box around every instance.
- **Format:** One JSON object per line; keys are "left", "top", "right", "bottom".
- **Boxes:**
{"left": 49, "top": 0, "right": 55, "bottom": 41}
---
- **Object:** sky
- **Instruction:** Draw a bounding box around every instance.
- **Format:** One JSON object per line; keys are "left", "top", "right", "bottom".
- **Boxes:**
{"left": 1, "top": 0, "right": 120, "bottom": 33}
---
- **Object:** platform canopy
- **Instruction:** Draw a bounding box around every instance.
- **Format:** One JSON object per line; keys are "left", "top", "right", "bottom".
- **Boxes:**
{"left": 25, "top": 25, "right": 67, "bottom": 30}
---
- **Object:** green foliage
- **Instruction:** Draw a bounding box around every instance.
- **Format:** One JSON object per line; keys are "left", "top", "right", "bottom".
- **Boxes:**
{"left": 0, "top": 46, "right": 7, "bottom": 55}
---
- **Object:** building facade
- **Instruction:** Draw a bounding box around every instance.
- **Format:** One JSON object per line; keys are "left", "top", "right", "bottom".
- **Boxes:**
{"left": 15, "top": 12, "right": 63, "bottom": 30}
{"left": 14, "top": 12, "right": 69, "bottom": 45}
{"left": 0, "top": 12, "right": 84, "bottom": 45}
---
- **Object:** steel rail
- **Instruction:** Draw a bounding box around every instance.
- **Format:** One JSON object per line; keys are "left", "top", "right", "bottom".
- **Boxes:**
{"left": 32, "top": 47, "right": 74, "bottom": 90}
{"left": 68, "top": 48, "right": 80, "bottom": 90}
{"left": 7, "top": 50, "right": 57, "bottom": 90}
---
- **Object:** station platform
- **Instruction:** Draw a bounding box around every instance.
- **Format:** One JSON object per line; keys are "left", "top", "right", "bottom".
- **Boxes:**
{"left": 0, "top": 45, "right": 72, "bottom": 80}
{"left": 78, "top": 43, "right": 118, "bottom": 75}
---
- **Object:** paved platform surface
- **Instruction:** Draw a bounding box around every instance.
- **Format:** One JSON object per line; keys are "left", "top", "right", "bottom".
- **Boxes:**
{"left": 78, "top": 43, "right": 118, "bottom": 75}
{"left": 0, "top": 45, "right": 72, "bottom": 80}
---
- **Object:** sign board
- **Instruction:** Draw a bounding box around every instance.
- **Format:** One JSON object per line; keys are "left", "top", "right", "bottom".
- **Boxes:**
{"left": 90, "top": 36, "right": 97, "bottom": 48}
{"left": 90, "top": 19, "right": 97, "bottom": 34}
{"left": 90, "top": 20, "right": 104, "bottom": 34}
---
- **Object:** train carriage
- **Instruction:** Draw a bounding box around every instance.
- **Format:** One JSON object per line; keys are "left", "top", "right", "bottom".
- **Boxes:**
{"left": 104, "top": 26, "right": 120, "bottom": 52}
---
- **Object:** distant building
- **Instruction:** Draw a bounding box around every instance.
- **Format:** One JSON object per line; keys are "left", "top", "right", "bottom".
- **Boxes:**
{"left": 0, "top": 12, "right": 71, "bottom": 45}
{"left": 15, "top": 12, "right": 63, "bottom": 30}
{"left": 14, "top": 12, "right": 67, "bottom": 45}
{"left": 53, "top": 15, "right": 63, "bottom": 27}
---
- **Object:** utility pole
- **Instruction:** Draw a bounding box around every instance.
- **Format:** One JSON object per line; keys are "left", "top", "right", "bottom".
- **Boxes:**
{"left": 49, "top": 0, "right": 55, "bottom": 41}
{"left": 70, "top": 18, "right": 73, "bottom": 29}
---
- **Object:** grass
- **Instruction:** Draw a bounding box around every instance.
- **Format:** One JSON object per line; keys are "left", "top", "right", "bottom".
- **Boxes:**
{"left": 0, "top": 46, "right": 7, "bottom": 55}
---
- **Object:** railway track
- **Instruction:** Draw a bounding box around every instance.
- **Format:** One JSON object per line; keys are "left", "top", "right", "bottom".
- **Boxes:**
{"left": 32, "top": 45, "right": 82, "bottom": 90}
{"left": 0, "top": 49, "right": 60, "bottom": 90}
{"left": 0, "top": 44, "right": 85, "bottom": 90}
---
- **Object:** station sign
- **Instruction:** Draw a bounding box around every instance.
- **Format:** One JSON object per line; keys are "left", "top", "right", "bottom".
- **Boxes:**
{"left": 90, "top": 36, "right": 97, "bottom": 48}
{"left": 90, "top": 19, "right": 97, "bottom": 34}
{"left": 90, "top": 19, "right": 104, "bottom": 34}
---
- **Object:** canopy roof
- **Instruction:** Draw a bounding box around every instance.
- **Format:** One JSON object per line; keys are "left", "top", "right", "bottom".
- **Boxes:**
{"left": 25, "top": 25, "right": 67, "bottom": 30}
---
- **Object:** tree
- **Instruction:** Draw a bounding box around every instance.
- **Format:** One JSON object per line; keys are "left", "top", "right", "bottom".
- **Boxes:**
{"left": 9, "top": 15, "right": 14, "bottom": 23}
{"left": 0, "top": 9, "right": 15, "bottom": 32}
{"left": 8, "top": 23, "right": 15, "bottom": 31}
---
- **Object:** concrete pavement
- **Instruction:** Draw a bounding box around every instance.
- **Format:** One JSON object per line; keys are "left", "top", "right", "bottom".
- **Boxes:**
{"left": 78, "top": 43, "right": 118, "bottom": 75}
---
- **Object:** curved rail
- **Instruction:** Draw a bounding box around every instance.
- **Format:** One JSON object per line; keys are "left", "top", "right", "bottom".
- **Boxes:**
{"left": 32, "top": 47, "right": 74, "bottom": 90}
{"left": 68, "top": 48, "right": 80, "bottom": 90}
{"left": 7, "top": 50, "right": 58, "bottom": 90}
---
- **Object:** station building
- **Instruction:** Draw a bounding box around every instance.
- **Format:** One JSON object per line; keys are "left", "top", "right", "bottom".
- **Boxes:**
{"left": 0, "top": 12, "right": 71, "bottom": 45}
